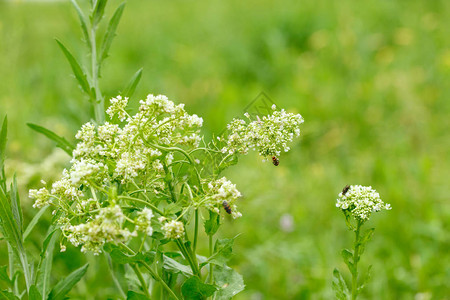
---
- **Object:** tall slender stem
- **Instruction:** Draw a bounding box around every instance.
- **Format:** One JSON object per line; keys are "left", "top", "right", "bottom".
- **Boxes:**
{"left": 208, "top": 234, "right": 214, "bottom": 285}
{"left": 120, "top": 243, "right": 180, "bottom": 300}
{"left": 193, "top": 209, "right": 199, "bottom": 253}
{"left": 105, "top": 253, "right": 127, "bottom": 299}
{"left": 131, "top": 264, "right": 151, "bottom": 299}
{"left": 90, "top": 23, "right": 104, "bottom": 124}
{"left": 351, "top": 221, "right": 362, "bottom": 300}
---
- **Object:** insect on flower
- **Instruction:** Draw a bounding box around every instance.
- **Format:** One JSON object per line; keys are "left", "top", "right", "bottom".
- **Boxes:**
{"left": 342, "top": 185, "right": 350, "bottom": 195}
{"left": 272, "top": 156, "right": 280, "bottom": 166}
{"left": 222, "top": 201, "right": 232, "bottom": 214}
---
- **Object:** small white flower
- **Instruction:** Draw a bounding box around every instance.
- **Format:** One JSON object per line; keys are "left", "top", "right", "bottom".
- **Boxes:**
{"left": 162, "top": 220, "right": 184, "bottom": 239}
{"left": 336, "top": 185, "right": 391, "bottom": 221}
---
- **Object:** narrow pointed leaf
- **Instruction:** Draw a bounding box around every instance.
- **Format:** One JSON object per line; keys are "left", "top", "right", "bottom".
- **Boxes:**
{"left": 122, "top": 68, "right": 142, "bottom": 98}
{"left": 0, "top": 187, "right": 31, "bottom": 290}
{"left": 36, "top": 229, "right": 58, "bottom": 298}
{"left": 10, "top": 175, "right": 23, "bottom": 235}
{"left": 55, "top": 39, "right": 91, "bottom": 96}
{"left": 48, "top": 264, "right": 88, "bottom": 300}
{"left": 332, "top": 268, "right": 349, "bottom": 300}
{"left": 24, "top": 205, "right": 49, "bottom": 241}
{"left": 70, "top": 0, "right": 91, "bottom": 50}
{"left": 91, "top": 0, "right": 108, "bottom": 27}
{"left": 341, "top": 249, "right": 354, "bottom": 274}
{"left": 27, "top": 123, "right": 74, "bottom": 156}
{"left": 100, "top": 3, "right": 125, "bottom": 64}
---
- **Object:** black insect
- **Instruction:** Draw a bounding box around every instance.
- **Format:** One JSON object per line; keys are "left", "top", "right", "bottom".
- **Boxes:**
{"left": 342, "top": 185, "right": 350, "bottom": 195}
{"left": 222, "top": 201, "right": 232, "bottom": 214}
{"left": 272, "top": 156, "right": 280, "bottom": 166}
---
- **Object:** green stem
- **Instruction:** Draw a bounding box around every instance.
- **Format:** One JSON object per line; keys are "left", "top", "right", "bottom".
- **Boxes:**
{"left": 208, "top": 234, "right": 214, "bottom": 285}
{"left": 175, "top": 239, "right": 199, "bottom": 276}
{"left": 131, "top": 264, "right": 151, "bottom": 299}
{"left": 193, "top": 209, "right": 198, "bottom": 253}
{"left": 351, "top": 220, "right": 362, "bottom": 300}
{"left": 105, "top": 253, "right": 127, "bottom": 299}
{"left": 90, "top": 22, "right": 104, "bottom": 124}
{"left": 140, "top": 261, "right": 181, "bottom": 300}
{"left": 118, "top": 195, "right": 164, "bottom": 215}
{"left": 120, "top": 243, "right": 180, "bottom": 300}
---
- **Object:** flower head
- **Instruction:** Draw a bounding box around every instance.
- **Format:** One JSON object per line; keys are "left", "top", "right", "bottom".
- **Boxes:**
{"left": 162, "top": 220, "right": 184, "bottom": 239}
{"left": 223, "top": 108, "right": 304, "bottom": 158}
{"left": 336, "top": 185, "right": 391, "bottom": 222}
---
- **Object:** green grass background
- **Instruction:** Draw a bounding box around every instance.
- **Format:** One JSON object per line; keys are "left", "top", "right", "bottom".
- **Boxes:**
{"left": 1, "top": 0, "right": 449, "bottom": 299}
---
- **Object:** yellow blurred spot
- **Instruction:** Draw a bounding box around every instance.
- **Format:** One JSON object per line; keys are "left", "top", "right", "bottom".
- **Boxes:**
{"left": 309, "top": 30, "right": 329, "bottom": 50}
{"left": 375, "top": 47, "right": 394, "bottom": 65}
{"left": 439, "top": 50, "right": 450, "bottom": 69}
{"left": 394, "top": 28, "right": 415, "bottom": 46}
{"left": 421, "top": 13, "right": 438, "bottom": 31}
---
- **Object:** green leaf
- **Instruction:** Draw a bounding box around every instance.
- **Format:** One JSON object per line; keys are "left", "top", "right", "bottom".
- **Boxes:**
{"left": 0, "top": 266, "right": 12, "bottom": 287}
{"left": 359, "top": 228, "right": 375, "bottom": 256}
{"left": 0, "top": 290, "right": 19, "bottom": 300}
{"left": 9, "top": 175, "right": 23, "bottom": 235}
{"left": 0, "top": 186, "right": 31, "bottom": 289}
{"left": 55, "top": 39, "right": 92, "bottom": 96}
{"left": 332, "top": 268, "right": 349, "bottom": 300}
{"left": 109, "top": 249, "right": 154, "bottom": 265}
{"left": 181, "top": 276, "right": 216, "bottom": 300}
{"left": 36, "top": 229, "right": 58, "bottom": 299}
{"left": 27, "top": 123, "right": 74, "bottom": 156}
{"left": 47, "top": 264, "right": 88, "bottom": 300}
{"left": 122, "top": 68, "right": 143, "bottom": 99}
{"left": 29, "top": 285, "right": 42, "bottom": 300}
{"left": 24, "top": 205, "right": 49, "bottom": 241}
{"left": 70, "top": 0, "right": 91, "bottom": 50}
{"left": 200, "top": 238, "right": 235, "bottom": 268}
{"left": 126, "top": 291, "right": 149, "bottom": 300}
{"left": 204, "top": 211, "right": 220, "bottom": 236}
{"left": 213, "top": 265, "right": 245, "bottom": 300}
{"left": 91, "top": 0, "right": 108, "bottom": 27}
{"left": 341, "top": 249, "right": 354, "bottom": 274}
{"left": 358, "top": 265, "right": 372, "bottom": 294}
{"left": 99, "top": 2, "right": 125, "bottom": 64}
{"left": 162, "top": 254, "right": 193, "bottom": 277}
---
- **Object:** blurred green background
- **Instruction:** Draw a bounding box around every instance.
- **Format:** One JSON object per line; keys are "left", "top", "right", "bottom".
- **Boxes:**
{"left": 1, "top": 0, "right": 449, "bottom": 299}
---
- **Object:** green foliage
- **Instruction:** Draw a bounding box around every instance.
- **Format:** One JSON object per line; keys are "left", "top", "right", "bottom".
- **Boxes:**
{"left": 332, "top": 268, "right": 349, "bottom": 300}
{"left": 181, "top": 276, "right": 216, "bottom": 299}
{"left": 47, "top": 264, "right": 89, "bottom": 300}
{"left": 55, "top": 39, "right": 92, "bottom": 97}
{"left": 213, "top": 265, "right": 245, "bottom": 300}
{"left": 122, "top": 68, "right": 143, "bottom": 99}
{"left": 1, "top": 0, "right": 450, "bottom": 299}
{"left": 27, "top": 123, "right": 75, "bottom": 155}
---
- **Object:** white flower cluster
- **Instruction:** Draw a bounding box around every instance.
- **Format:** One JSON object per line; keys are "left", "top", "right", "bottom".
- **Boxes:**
{"left": 223, "top": 105, "right": 304, "bottom": 158}
{"left": 205, "top": 177, "right": 242, "bottom": 219}
{"left": 161, "top": 220, "right": 185, "bottom": 239}
{"left": 135, "top": 208, "right": 154, "bottom": 236}
{"left": 29, "top": 94, "right": 202, "bottom": 253}
{"left": 63, "top": 205, "right": 137, "bottom": 254}
{"left": 336, "top": 185, "right": 391, "bottom": 221}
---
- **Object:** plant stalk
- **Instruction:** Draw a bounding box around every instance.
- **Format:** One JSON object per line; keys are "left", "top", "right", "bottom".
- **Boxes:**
{"left": 351, "top": 220, "right": 362, "bottom": 300}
